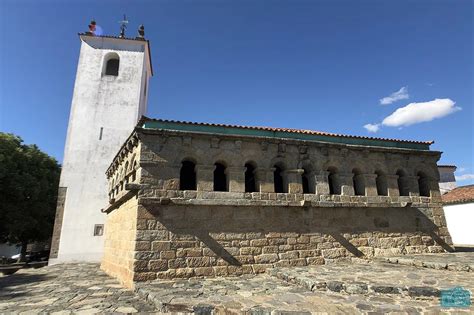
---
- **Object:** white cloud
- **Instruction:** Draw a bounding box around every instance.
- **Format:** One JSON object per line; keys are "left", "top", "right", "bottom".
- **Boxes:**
{"left": 380, "top": 87, "right": 409, "bottom": 105}
{"left": 363, "top": 123, "right": 380, "bottom": 133}
{"left": 457, "top": 167, "right": 466, "bottom": 173}
{"left": 382, "top": 98, "right": 461, "bottom": 127}
{"left": 455, "top": 174, "right": 474, "bottom": 181}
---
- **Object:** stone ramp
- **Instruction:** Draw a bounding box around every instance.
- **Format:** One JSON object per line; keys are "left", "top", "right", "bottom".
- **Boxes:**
{"left": 377, "top": 252, "right": 474, "bottom": 272}
{"left": 269, "top": 261, "right": 474, "bottom": 299}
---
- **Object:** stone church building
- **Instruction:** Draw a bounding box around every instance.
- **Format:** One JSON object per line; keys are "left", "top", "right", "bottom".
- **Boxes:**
{"left": 51, "top": 23, "right": 453, "bottom": 288}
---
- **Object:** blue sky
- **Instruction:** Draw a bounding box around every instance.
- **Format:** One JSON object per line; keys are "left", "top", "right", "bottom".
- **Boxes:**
{"left": 1, "top": 0, "right": 473, "bottom": 184}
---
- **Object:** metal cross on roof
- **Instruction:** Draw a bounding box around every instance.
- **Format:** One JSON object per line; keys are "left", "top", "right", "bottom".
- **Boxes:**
{"left": 119, "top": 14, "right": 129, "bottom": 38}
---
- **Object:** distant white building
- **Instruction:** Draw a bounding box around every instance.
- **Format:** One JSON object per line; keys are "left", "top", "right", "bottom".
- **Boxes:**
{"left": 438, "top": 165, "right": 457, "bottom": 195}
{"left": 437, "top": 164, "right": 474, "bottom": 246}
{"left": 442, "top": 185, "right": 474, "bottom": 246}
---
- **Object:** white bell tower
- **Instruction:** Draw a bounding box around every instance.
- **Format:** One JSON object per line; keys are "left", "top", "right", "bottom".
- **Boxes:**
{"left": 50, "top": 21, "right": 153, "bottom": 263}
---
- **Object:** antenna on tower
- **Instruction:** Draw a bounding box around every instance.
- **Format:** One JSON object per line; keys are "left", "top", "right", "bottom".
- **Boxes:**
{"left": 119, "top": 14, "right": 129, "bottom": 38}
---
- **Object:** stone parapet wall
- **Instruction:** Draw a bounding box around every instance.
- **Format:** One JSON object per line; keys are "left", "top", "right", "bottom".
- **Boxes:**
{"left": 138, "top": 189, "right": 442, "bottom": 208}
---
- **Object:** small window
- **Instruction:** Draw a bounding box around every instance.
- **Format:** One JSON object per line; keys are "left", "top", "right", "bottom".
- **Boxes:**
{"left": 105, "top": 58, "right": 119, "bottom": 76}
{"left": 93, "top": 224, "right": 104, "bottom": 236}
{"left": 214, "top": 162, "right": 228, "bottom": 191}
{"left": 99, "top": 127, "right": 103, "bottom": 140}
{"left": 245, "top": 162, "right": 257, "bottom": 193}
{"left": 144, "top": 73, "right": 148, "bottom": 97}
{"left": 180, "top": 160, "right": 196, "bottom": 190}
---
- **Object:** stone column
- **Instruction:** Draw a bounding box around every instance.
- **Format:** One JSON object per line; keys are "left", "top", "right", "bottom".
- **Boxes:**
{"left": 195, "top": 164, "right": 215, "bottom": 191}
{"left": 363, "top": 173, "right": 378, "bottom": 196}
{"left": 226, "top": 166, "right": 246, "bottom": 193}
{"left": 339, "top": 173, "right": 355, "bottom": 196}
{"left": 385, "top": 175, "right": 400, "bottom": 197}
{"left": 315, "top": 170, "right": 330, "bottom": 195}
{"left": 285, "top": 169, "right": 304, "bottom": 194}
{"left": 428, "top": 179, "right": 441, "bottom": 200}
{"left": 255, "top": 167, "right": 275, "bottom": 193}
{"left": 386, "top": 175, "right": 400, "bottom": 197}
{"left": 407, "top": 176, "right": 420, "bottom": 197}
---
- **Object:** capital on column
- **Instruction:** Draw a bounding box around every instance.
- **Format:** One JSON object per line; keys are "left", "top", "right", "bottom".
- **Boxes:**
{"left": 284, "top": 169, "right": 304, "bottom": 194}
{"left": 362, "top": 173, "right": 378, "bottom": 196}
{"left": 315, "top": 170, "right": 330, "bottom": 195}
{"left": 255, "top": 167, "right": 275, "bottom": 193}
{"left": 385, "top": 174, "right": 400, "bottom": 197}
{"left": 226, "top": 166, "right": 246, "bottom": 192}
{"left": 195, "top": 164, "right": 215, "bottom": 191}
{"left": 339, "top": 172, "right": 355, "bottom": 196}
{"left": 406, "top": 175, "right": 420, "bottom": 197}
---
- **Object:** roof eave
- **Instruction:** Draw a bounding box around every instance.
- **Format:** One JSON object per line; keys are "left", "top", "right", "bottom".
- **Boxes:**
{"left": 78, "top": 33, "right": 153, "bottom": 76}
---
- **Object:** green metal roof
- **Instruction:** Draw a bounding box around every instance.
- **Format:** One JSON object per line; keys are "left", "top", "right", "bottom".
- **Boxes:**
{"left": 141, "top": 118, "right": 432, "bottom": 151}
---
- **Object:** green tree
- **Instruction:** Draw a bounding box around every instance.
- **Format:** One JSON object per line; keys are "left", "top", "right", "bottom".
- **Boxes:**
{"left": 0, "top": 133, "right": 60, "bottom": 262}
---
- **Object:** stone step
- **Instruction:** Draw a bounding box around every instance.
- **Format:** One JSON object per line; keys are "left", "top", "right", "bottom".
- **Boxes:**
{"left": 376, "top": 253, "right": 473, "bottom": 272}
{"left": 268, "top": 261, "right": 473, "bottom": 299}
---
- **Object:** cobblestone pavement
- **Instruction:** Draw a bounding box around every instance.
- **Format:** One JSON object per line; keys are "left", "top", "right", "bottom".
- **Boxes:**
{"left": 1, "top": 261, "right": 473, "bottom": 314}
{"left": 0, "top": 263, "right": 156, "bottom": 314}
{"left": 377, "top": 252, "right": 474, "bottom": 272}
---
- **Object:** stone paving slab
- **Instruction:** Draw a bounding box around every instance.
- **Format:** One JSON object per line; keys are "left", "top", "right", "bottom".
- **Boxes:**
{"left": 377, "top": 252, "right": 474, "bottom": 272}
{"left": 269, "top": 262, "right": 474, "bottom": 299}
{"left": 136, "top": 263, "right": 473, "bottom": 314}
{"left": 1, "top": 262, "right": 473, "bottom": 314}
{"left": 0, "top": 263, "right": 156, "bottom": 314}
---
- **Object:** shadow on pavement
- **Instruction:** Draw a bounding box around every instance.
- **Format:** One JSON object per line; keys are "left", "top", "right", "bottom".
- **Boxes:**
{"left": 455, "top": 246, "right": 474, "bottom": 252}
{"left": 0, "top": 273, "right": 52, "bottom": 292}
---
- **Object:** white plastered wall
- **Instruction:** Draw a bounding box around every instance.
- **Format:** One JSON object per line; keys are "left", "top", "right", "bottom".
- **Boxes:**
{"left": 51, "top": 35, "right": 152, "bottom": 263}
{"left": 444, "top": 202, "right": 474, "bottom": 246}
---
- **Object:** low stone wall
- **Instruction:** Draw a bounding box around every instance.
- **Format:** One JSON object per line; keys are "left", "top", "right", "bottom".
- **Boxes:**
{"left": 101, "top": 197, "right": 139, "bottom": 288}
{"left": 118, "top": 195, "right": 452, "bottom": 283}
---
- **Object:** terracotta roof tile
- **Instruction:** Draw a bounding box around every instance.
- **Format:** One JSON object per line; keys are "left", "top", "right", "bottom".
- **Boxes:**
{"left": 442, "top": 185, "right": 474, "bottom": 204}
{"left": 141, "top": 117, "right": 434, "bottom": 146}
